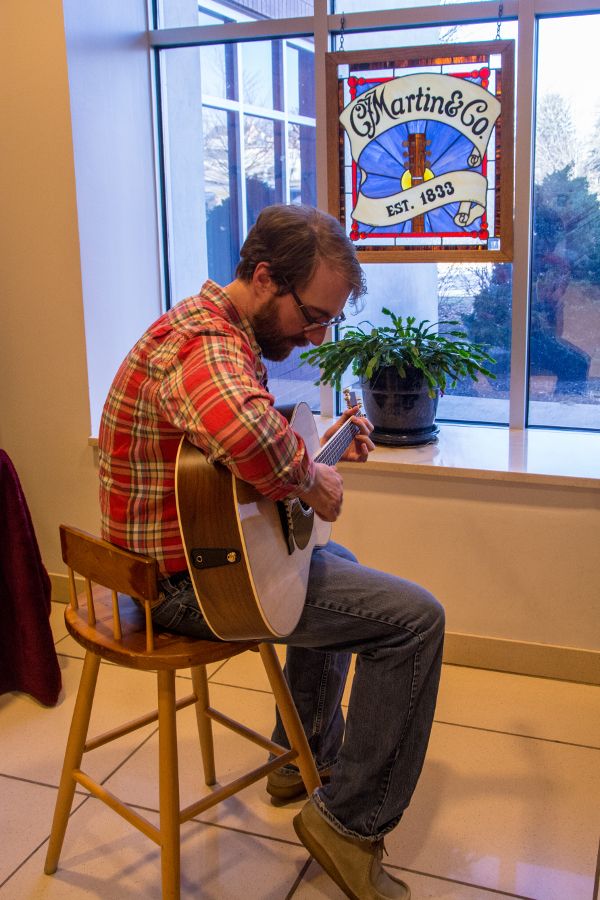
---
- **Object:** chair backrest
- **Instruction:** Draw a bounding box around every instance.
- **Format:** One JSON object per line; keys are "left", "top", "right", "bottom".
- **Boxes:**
{"left": 59, "top": 525, "right": 161, "bottom": 652}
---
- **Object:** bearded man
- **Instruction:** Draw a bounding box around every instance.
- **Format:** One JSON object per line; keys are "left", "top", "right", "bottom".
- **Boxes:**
{"left": 99, "top": 204, "right": 444, "bottom": 900}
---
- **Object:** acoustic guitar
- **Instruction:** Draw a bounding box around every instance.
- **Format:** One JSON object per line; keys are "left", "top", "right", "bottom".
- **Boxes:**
{"left": 175, "top": 393, "right": 361, "bottom": 640}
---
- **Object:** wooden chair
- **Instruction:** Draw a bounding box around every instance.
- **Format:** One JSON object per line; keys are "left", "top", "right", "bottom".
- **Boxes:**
{"left": 44, "top": 525, "right": 320, "bottom": 898}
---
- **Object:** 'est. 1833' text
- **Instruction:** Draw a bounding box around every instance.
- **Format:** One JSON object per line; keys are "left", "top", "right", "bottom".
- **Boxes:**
{"left": 386, "top": 180, "right": 455, "bottom": 218}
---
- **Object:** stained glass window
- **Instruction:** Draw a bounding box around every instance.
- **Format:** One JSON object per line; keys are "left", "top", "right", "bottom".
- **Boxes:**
{"left": 328, "top": 42, "right": 514, "bottom": 262}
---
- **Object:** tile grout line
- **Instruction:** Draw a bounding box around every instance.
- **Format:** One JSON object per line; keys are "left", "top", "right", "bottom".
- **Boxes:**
{"left": 98, "top": 723, "right": 160, "bottom": 786}
{"left": 207, "top": 658, "right": 232, "bottom": 681}
{"left": 187, "top": 678, "right": 600, "bottom": 752}
{"left": 189, "top": 818, "right": 303, "bottom": 850}
{"left": 0, "top": 793, "right": 92, "bottom": 892}
{"left": 433, "top": 718, "right": 600, "bottom": 752}
{"left": 55, "top": 649, "right": 86, "bottom": 662}
{"left": 0, "top": 771, "right": 88, "bottom": 795}
{"left": 284, "top": 857, "right": 312, "bottom": 899}
{"left": 386, "top": 861, "right": 537, "bottom": 899}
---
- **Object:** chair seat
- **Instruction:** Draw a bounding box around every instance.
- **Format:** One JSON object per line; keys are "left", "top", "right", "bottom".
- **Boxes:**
{"left": 65, "top": 587, "right": 257, "bottom": 671}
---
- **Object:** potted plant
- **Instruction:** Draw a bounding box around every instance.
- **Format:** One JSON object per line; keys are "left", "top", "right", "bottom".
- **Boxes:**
{"left": 301, "top": 307, "right": 496, "bottom": 446}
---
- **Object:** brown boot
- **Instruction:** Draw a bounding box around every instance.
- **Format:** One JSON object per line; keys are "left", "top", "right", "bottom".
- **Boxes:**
{"left": 293, "top": 801, "right": 410, "bottom": 900}
{"left": 266, "top": 766, "right": 331, "bottom": 806}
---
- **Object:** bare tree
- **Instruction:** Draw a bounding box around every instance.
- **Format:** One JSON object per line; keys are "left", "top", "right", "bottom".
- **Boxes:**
{"left": 585, "top": 107, "right": 600, "bottom": 195}
{"left": 535, "top": 93, "right": 576, "bottom": 183}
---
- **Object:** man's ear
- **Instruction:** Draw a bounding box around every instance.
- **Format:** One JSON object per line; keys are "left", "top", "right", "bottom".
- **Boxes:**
{"left": 252, "top": 261, "right": 275, "bottom": 299}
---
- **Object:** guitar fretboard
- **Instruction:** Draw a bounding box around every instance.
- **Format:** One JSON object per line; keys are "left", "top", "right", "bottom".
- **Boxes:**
{"left": 315, "top": 417, "right": 360, "bottom": 467}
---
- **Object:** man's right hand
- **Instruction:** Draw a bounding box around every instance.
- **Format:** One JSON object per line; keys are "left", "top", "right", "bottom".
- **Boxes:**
{"left": 299, "top": 462, "right": 344, "bottom": 522}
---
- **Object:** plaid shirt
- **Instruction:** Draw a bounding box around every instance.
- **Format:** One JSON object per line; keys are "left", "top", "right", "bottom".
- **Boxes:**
{"left": 99, "top": 280, "right": 315, "bottom": 574}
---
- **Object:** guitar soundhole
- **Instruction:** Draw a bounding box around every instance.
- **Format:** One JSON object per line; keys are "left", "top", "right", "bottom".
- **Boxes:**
{"left": 291, "top": 499, "right": 314, "bottom": 550}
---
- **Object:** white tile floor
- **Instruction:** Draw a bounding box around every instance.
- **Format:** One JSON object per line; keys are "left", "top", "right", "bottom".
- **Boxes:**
{"left": 0, "top": 602, "right": 598, "bottom": 900}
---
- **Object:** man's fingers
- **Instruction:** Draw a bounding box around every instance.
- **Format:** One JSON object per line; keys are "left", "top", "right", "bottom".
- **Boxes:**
{"left": 351, "top": 414, "right": 374, "bottom": 435}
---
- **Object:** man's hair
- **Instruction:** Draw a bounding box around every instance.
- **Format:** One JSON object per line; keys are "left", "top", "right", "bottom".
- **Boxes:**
{"left": 236, "top": 204, "right": 366, "bottom": 309}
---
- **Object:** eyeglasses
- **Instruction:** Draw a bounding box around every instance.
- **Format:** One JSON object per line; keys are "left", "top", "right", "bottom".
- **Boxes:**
{"left": 286, "top": 284, "right": 346, "bottom": 330}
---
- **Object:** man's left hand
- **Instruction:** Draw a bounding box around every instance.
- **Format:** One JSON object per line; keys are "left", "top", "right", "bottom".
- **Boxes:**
{"left": 321, "top": 405, "right": 375, "bottom": 463}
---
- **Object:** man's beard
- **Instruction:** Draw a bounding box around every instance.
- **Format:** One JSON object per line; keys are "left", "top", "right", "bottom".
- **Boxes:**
{"left": 252, "top": 297, "right": 309, "bottom": 361}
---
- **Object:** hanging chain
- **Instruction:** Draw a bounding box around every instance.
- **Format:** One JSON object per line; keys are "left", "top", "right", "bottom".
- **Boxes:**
{"left": 496, "top": 2, "right": 503, "bottom": 39}
{"left": 339, "top": 14, "right": 345, "bottom": 52}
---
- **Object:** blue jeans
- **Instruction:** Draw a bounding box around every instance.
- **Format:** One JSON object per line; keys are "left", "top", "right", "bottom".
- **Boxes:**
{"left": 150, "top": 541, "right": 444, "bottom": 841}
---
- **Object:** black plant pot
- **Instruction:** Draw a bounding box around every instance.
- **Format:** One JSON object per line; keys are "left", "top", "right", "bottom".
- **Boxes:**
{"left": 361, "top": 366, "right": 440, "bottom": 447}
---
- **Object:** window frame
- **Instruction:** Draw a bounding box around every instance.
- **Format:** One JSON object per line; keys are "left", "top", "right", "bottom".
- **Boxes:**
{"left": 150, "top": 0, "right": 600, "bottom": 425}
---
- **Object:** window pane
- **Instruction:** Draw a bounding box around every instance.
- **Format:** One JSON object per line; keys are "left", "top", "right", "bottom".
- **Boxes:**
{"left": 242, "top": 41, "right": 276, "bottom": 109}
{"left": 244, "top": 115, "right": 282, "bottom": 229}
{"left": 340, "top": 262, "right": 510, "bottom": 424}
{"left": 204, "top": 107, "right": 241, "bottom": 285}
{"left": 286, "top": 44, "right": 300, "bottom": 115}
{"left": 528, "top": 15, "right": 600, "bottom": 430}
{"left": 438, "top": 263, "right": 511, "bottom": 423}
{"left": 160, "top": 46, "right": 212, "bottom": 303}
{"left": 200, "top": 44, "right": 235, "bottom": 99}
{"left": 333, "top": 0, "right": 486, "bottom": 14}
{"left": 239, "top": 0, "right": 314, "bottom": 14}
{"left": 286, "top": 43, "right": 315, "bottom": 118}
{"left": 158, "top": 1, "right": 313, "bottom": 28}
{"left": 267, "top": 349, "right": 321, "bottom": 410}
{"left": 288, "top": 123, "right": 316, "bottom": 206}
{"left": 197, "top": 12, "right": 225, "bottom": 26}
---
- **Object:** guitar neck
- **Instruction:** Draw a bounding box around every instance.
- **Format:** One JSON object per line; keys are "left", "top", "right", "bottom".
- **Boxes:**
{"left": 314, "top": 417, "right": 360, "bottom": 467}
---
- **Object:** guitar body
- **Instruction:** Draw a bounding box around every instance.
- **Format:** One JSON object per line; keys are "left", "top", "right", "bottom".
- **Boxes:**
{"left": 175, "top": 402, "right": 331, "bottom": 640}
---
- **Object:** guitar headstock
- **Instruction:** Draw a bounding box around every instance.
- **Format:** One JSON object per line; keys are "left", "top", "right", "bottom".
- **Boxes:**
{"left": 343, "top": 387, "right": 363, "bottom": 413}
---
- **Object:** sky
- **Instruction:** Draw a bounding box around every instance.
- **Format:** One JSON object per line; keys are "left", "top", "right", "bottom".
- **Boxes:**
{"left": 537, "top": 14, "right": 600, "bottom": 141}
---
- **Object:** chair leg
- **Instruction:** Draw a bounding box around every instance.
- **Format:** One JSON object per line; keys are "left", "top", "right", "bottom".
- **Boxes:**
{"left": 157, "top": 669, "right": 181, "bottom": 900}
{"left": 258, "top": 643, "right": 321, "bottom": 795}
{"left": 45, "top": 652, "right": 101, "bottom": 874}
{"left": 190, "top": 665, "right": 216, "bottom": 786}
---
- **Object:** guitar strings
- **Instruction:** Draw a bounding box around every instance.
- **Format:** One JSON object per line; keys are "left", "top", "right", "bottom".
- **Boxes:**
{"left": 316, "top": 420, "right": 360, "bottom": 466}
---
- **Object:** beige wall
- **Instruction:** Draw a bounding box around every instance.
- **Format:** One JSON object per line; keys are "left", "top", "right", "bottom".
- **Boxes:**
{"left": 0, "top": 1, "right": 99, "bottom": 574}
{"left": 0, "top": 2, "right": 597, "bottom": 677}
{"left": 332, "top": 467, "right": 599, "bottom": 655}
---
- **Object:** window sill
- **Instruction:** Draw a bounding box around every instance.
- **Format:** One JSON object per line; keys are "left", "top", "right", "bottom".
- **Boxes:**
{"left": 314, "top": 419, "right": 600, "bottom": 490}
{"left": 90, "top": 423, "right": 600, "bottom": 489}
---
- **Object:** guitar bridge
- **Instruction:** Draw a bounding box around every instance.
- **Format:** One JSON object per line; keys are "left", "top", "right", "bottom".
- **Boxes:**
{"left": 277, "top": 498, "right": 314, "bottom": 554}
{"left": 277, "top": 501, "right": 295, "bottom": 555}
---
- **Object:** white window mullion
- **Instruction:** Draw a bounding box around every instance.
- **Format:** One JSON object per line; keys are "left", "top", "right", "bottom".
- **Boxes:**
{"left": 282, "top": 41, "right": 290, "bottom": 205}
{"left": 237, "top": 43, "right": 248, "bottom": 239}
{"left": 314, "top": 0, "right": 329, "bottom": 214}
{"left": 288, "top": 112, "right": 317, "bottom": 128}
{"left": 509, "top": 0, "right": 537, "bottom": 430}
{"left": 314, "top": 0, "right": 333, "bottom": 418}
{"left": 150, "top": 17, "right": 315, "bottom": 47}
